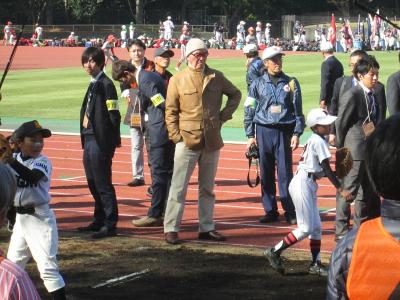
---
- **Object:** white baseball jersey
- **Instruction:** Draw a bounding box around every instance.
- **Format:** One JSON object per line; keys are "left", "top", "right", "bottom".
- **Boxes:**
{"left": 12, "top": 153, "right": 52, "bottom": 207}
{"left": 163, "top": 20, "right": 174, "bottom": 33}
{"left": 297, "top": 133, "right": 331, "bottom": 175}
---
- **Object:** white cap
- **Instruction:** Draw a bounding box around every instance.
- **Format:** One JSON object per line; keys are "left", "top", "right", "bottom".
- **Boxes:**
{"left": 185, "top": 38, "right": 207, "bottom": 58}
{"left": 240, "top": 21, "right": 246, "bottom": 25}
{"left": 257, "top": 21, "right": 262, "bottom": 25}
{"left": 184, "top": 21, "right": 188, "bottom": 25}
{"left": 243, "top": 44, "right": 258, "bottom": 54}
{"left": 306, "top": 108, "right": 337, "bottom": 128}
{"left": 320, "top": 41, "right": 334, "bottom": 52}
{"left": 167, "top": 16, "right": 172, "bottom": 20}
{"left": 262, "top": 46, "right": 284, "bottom": 60}
{"left": 266, "top": 23, "right": 271, "bottom": 26}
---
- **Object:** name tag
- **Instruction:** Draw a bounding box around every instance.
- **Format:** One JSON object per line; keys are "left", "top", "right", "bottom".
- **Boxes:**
{"left": 270, "top": 105, "right": 282, "bottom": 114}
{"left": 150, "top": 93, "right": 165, "bottom": 107}
{"left": 106, "top": 99, "right": 119, "bottom": 111}
{"left": 130, "top": 112, "right": 142, "bottom": 128}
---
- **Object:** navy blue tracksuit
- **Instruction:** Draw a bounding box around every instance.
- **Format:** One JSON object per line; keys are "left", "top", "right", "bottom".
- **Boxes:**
{"left": 244, "top": 72, "right": 305, "bottom": 218}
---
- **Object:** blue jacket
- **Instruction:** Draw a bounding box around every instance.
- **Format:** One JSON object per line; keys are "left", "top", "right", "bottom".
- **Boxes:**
{"left": 137, "top": 70, "right": 170, "bottom": 148}
{"left": 246, "top": 57, "right": 264, "bottom": 90}
{"left": 244, "top": 72, "right": 305, "bottom": 138}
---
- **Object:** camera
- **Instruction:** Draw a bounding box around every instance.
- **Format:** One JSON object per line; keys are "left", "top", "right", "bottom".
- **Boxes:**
{"left": 246, "top": 144, "right": 259, "bottom": 160}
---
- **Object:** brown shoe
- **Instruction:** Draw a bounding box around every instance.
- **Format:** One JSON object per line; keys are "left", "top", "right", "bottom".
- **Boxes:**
{"left": 198, "top": 230, "right": 226, "bottom": 241}
{"left": 165, "top": 232, "right": 181, "bottom": 244}
{"left": 132, "top": 216, "right": 162, "bottom": 227}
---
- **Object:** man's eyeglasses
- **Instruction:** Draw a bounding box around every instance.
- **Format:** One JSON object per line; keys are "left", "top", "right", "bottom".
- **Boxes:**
{"left": 191, "top": 51, "right": 208, "bottom": 59}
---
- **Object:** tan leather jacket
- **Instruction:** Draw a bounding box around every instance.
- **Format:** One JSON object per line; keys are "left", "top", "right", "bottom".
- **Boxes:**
{"left": 166, "top": 65, "right": 241, "bottom": 151}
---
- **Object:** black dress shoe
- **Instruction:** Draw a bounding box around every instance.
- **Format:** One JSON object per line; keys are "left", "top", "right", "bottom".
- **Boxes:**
{"left": 165, "top": 232, "right": 181, "bottom": 244}
{"left": 146, "top": 186, "right": 153, "bottom": 197}
{"left": 127, "top": 178, "right": 145, "bottom": 187}
{"left": 91, "top": 226, "right": 117, "bottom": 239}
{"left": 77, "top": 223, "right": 102, "bottom": 232}
{"left": 259, "top": 211, "right": 279, "bottom": 223}
{"left": 198, "top": 230, "right": 226, "bottom": 241}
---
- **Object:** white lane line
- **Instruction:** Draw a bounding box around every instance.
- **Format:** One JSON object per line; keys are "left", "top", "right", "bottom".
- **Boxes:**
{"left": 92, "top": 269, "right": 151, "bottom": 288}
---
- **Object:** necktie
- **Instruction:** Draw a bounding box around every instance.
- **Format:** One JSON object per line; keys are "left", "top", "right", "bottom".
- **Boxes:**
{"left": 367, "top": 92, "right": 378, "bottom": 124}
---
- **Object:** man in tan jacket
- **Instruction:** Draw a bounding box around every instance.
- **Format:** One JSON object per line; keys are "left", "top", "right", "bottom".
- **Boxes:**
{"left": 164, "top": 38, "right": 241, "bottom": 244}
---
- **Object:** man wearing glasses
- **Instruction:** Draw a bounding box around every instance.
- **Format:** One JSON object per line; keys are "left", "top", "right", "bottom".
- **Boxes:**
{"left": 163, "top": 38, "right": 241, "bottom": 244}
{"left": 244, "top": 46, "right": 305, "bottom": 225}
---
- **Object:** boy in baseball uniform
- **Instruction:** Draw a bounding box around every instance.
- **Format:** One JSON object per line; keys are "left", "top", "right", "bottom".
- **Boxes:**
{"left": 4, "top": 120, "right": 66, "bottom": 299}
{"left": 265, "top": 108, "right": 351, "bottom": 276}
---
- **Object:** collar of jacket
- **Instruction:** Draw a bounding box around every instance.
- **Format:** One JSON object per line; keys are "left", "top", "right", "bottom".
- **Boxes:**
{"left": 263, "top": 71, "right": 289, "bottom": 84}
{"left": 187, "top": 64, "right": 216, "bottom": 91}
{"left": 381, "top": 198, "right": 400, "bottom": 220}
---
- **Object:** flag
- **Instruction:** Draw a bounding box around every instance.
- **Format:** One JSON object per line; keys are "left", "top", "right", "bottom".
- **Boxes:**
{"left": 329, "top": 13, "right": 336, "bottom": 47}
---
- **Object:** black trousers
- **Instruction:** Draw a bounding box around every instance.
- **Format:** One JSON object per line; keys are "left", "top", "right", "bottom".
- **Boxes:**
{"left": 83, "top": 135, "right": 118, "bottom": 229}
{"left": 147, "top": 141, "right": 175, "bottom": 218}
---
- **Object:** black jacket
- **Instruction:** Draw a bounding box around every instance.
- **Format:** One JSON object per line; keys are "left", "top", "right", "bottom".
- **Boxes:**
{"left": 320, "top": 55, "right": 344, "bottom": 106}
{"left": 335, "top": 84, "right": 386, "bottom": 160}
{"left": 137, "top": 70, "right": 169, "bottom": 148}
{"left": 386, "top": 70, "right": 400, "bottom": 116}
{"left": 80, "top": 72, "right": 121, "bottom": 157}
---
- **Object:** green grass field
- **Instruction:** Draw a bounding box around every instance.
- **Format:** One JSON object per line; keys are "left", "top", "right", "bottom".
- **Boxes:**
{"left": 1, "top": 51, "right": 398, "bottom": 131}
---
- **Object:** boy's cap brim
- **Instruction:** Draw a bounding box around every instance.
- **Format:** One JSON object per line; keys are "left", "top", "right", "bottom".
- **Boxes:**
{"left": 14, "top": 120, "right": 52, "bottom": 140}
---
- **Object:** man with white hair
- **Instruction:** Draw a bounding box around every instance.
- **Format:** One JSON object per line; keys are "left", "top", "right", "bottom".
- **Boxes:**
{"left": 163, "top": 38, "right": 241, "bottom": 244}
{"left": 244, "top": 46, "right": 305, "bottom": 225}
{"left": 163, "top": 16, "right": 175, "bottom": 42}
{"left": 319, "top": 41, "right": 344, "bottom": 110}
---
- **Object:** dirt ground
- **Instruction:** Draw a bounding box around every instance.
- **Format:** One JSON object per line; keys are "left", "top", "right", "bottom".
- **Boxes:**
{"left": 0, "top": 229, "right": 329, "bottom": 300}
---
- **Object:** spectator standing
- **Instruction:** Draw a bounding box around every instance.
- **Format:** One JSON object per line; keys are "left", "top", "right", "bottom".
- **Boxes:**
{"left": 243, "top": 44, "right": 264, "bottom": 91}
{"left": 0, "top": 163, "right": 41, "bottom": 300}
{"left": 120, "top": 25, "right": 127, "bottom": 48}
{"left": 335, "top": 55, "right": 386, "bottom": 241}
{"left": 244, "top": 46, "right": 305, "bottom": 225}
{"left": 319, "top": 41, "right": 344, "bottom": 110}
{"left": 121, "top": 39, "right": 155, "bottom": 188}
{"left": 129, "top": 21, "right": 135, "bottom": 40}
{"left": 163, "top": 38, "right": 241, "bottom": 244}
{"left": 34, "top": 23, "right": 43, "bottom": 42}
{"left": 78, "top": 47, "right": 121, "bottom": 239}
{"left": 163, "top": 16, "right": 175, "bottom": 43}
{"left": 236, "top": 21, "right": 246, "bottom": 44}
{"left": 256, "top": 21, "right": 263, "bottom": 45}
{"left": 264, "top": 23, "right": 272, "bottom": 44}
{"left": 3, "top": 21, "right": 14, "bottom": 46}
{"left": 176, "top": 28, "right": 191, "bottom": 70}
{"left": 245, "top": 27, "right": 257, "bottom": 46}
{"left": 327, "top": 115, "right": 400, "bottom": 299}
{"left": 329, "top": 51, "right": 386, "bottom": 242}
{"left": 386, "top": 52, "right": 400, "bottom": 115}
{"left": 112, "top": 59, "right": 175, "bottom": 227}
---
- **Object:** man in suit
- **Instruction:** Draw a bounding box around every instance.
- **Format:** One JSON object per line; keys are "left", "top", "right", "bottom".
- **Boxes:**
{"left": 112, "top": 60, "right": 175, "bottom": 227}
{"left": 319, "top": 42, "right": 344, "bottom": 110}
{"left": 386, "top": 52, "right": 400, "bottom": 115}
{"left": 78, "top": 47, "right": 121, "bottom": 239}
{"left": 335, "top": 55, "right": 386, "bottom": 241}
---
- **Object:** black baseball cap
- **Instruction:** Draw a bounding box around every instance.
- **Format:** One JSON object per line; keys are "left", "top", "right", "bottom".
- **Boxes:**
{"left": 14, "top": 120, "right": 52, "bottom": 140}
{"left": 153, "top": 47, "right": 174, "bottom": 58}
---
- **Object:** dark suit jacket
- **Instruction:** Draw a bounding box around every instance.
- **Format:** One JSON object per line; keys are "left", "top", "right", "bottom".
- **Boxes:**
{"left": 386, "top": 70, "right": 400, "bottom": 116}
{"left": 80, "top": 72, "right": 121, "bottom": 158}
{"left": 137, "top": 70, "right": 170, "bottom": 148}
{"left": 320, "top": 55, "right": 344, "bottom": 107}
{"left": 335, "top": 84, "right": 386, "bottom": 160}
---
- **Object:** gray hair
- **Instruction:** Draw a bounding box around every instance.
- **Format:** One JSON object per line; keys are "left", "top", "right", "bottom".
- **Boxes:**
{"left": 0, "top": 163, "right": 16, "bottom": 216}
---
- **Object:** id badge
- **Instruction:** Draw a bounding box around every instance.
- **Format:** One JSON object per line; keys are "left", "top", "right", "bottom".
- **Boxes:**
{"left": 83, "top": 114, "right": 89, "bottom": 128}
{"left": 130, "top": 112, "right": 142, "bottom": 128}
{"left": 362, "top": 121, "right": 375, "bottom": 138}
{"left": 270, "top": 105, "right": 282, "bottom": 114}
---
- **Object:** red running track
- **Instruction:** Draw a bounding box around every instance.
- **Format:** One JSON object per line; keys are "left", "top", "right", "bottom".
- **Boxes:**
{"left": 2, "top": 132, "right": 340, "bottom": 253}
